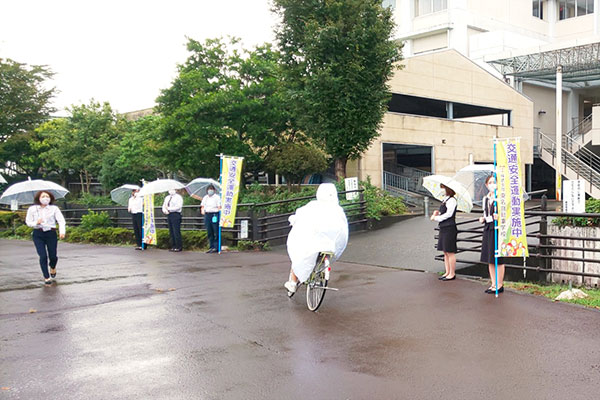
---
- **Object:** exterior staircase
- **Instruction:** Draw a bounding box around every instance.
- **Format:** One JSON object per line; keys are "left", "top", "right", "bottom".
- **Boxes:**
{"left": 382, "top": 170, "right": 435, "bottom": 211}
{"left": 536, "top": 128, "right": 600, "bottom": 198}
{"left": 565, "top": 114, "right": 593, "bottom": 148}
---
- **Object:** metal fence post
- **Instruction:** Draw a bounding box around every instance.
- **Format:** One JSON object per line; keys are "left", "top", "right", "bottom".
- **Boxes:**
{"left": 539, "top": 194, "right": 548, "bottom": 282}
{"left": 250, "top": 207, "right": 259, "bottom": 242}
{"left": 424, "top": 196, "right": 429, "bottom": 217}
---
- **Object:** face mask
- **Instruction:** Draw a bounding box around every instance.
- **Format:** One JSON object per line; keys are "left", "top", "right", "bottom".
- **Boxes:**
{"left": 40, "top": 197, "right": 50, "bottom": 205}
{"left": 168, "top": 190, "right": 176, "bottom": 195}
{"left": 207, "top": 190, "right": 215, "bottom": 196}
{"left": 487, "top": 183, "right": 497, "bottom": 192}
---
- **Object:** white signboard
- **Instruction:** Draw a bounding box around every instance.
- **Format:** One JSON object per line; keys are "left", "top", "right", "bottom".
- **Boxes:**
{"left": 240, "top": 219, "right": 249, "bottom": 239}
{"left": 563, "top": 180, "right": 585, "bottom": 213}
{"left": 344, "top": 177, "right": 359, "bottom": 201}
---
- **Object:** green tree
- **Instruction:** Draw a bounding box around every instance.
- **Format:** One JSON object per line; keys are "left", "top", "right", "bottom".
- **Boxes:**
{"left": 273, "top": 0, "right": 402, "bottom": 179}
{"left": 266, "top": 142, "right": 329, "bottom": 187}
{"left": 0, "top": 58, "right": 56, "bottom": 143}
{"left": 40, "top": 101, "right": 122, "bottom": 193}
{"left": 99, "top": 115, "right": 166, "bottom": 189}
{"left": 156, "top": 38, "right": 291, "bottom": 179}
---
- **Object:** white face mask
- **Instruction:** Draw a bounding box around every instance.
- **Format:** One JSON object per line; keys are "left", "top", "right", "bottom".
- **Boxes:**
{"left": 40, "top": 197, "right": 51, "bottom": 205}
{"left": 487, "top": 183, "right": 497, "bottom": 192}
{"left": 207, "top": 189, "right": 215, "bottom": 196}
{"left": 168, "top": 190, "right": 176, "bottom": 195}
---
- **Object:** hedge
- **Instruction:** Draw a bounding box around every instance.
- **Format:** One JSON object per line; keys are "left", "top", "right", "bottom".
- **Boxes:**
{"left": 5, "top": 225, "right": 208, "bottom": 250}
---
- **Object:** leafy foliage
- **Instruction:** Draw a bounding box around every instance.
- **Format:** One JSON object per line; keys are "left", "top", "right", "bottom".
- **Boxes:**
{"left": 236, "top": 240, "right": 270, "bottom": 251}
{"left": 360, "top": 177, "right": 407, "bottom": 220}
{"left": 79, "top": 210, "right": 113, "bottom": 231}
{"left": 552, "top": 199, "right": 600, "bottom": 227}
{"left": 266, "top": 142, "right": 329, "bottom": 185}
{"left": 273, "top": 0, "right": 402, "bottom": 178}
{"left": 156, "top": 38, "right": 291, "bottom": 179}
{"left": 0, "top": 211, "right": 24, "bottom": 228}
{"left": 0, "top": 58, "right": 55, "bottom": 143}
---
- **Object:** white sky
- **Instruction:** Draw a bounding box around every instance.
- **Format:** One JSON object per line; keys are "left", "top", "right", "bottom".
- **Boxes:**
{"left": 0, "top": 0, "right": 279, "bottom": 115}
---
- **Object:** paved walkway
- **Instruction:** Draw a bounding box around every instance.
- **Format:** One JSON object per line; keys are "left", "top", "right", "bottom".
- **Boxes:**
{"left": 1, "top": 239, "right": 599, "bottom": 399}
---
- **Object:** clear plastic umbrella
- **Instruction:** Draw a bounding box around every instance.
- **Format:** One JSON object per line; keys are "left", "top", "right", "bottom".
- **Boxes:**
{"left": 422, "top": 175, "right": 473, "bottom": 212}
{"left": 0, "top": 178, "right": 69, "bottom": 205}
{"left": 453, "top": 164, "right": 529, "bottom": 206}
{"left": 110, "top": 184, "right": 141, "bottom": 206}
{"left": 185, "top": 178, "right": 221, "bottom": 198}
{"left": 0, "top": 174, "right": 7, "bottom": 184}
{"left": 137, "top": 179, "right": 185, "bottom": 196}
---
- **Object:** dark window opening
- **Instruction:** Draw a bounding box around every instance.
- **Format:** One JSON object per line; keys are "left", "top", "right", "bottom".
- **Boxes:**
{"left": 388, "top": 93, "right": 511, "bottom": 126}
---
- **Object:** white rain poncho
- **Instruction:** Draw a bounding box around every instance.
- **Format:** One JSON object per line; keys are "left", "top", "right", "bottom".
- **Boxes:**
{"left": 286, "top": 183, "right": 349, "bottom": 283}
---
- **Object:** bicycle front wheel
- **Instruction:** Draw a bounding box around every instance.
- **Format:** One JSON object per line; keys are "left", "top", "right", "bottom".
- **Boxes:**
{"left": 306, "top": 271, "right": 328, "bottom": 311}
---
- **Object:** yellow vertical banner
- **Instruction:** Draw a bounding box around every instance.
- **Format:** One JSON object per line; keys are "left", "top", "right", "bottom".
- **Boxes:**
{"left": 495, "top": 138, "right": 528, "bottom": 257}
{"left": 143, "top": 194, "right": 157, "bottom": 245}
{"left": 220, "top": 156, "right": 244, "bottom": 228}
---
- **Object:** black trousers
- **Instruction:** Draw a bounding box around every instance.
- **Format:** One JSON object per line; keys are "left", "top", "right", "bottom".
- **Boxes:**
{"left": 167, "top": 212, "right": 182, "bottom": 250}
{"left": 32, "top": 229, "right": 58, "bottom": 279}
{"left": 132, "top": 213, "right": 143, "bottom": 247}
{"left": 204, "top": 212, "right": 220, "bottom": 250}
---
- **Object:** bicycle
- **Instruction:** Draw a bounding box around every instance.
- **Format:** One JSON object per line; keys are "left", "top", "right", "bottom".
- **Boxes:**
{"left": 287, "top": 251, "right": 337, "bottom": 311}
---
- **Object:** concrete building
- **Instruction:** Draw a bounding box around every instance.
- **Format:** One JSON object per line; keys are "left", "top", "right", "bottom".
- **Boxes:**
{"left": 358, "top": 0, "right": 600, "bottom": 198}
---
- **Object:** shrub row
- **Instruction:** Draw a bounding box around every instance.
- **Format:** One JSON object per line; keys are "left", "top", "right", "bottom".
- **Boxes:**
{"left": 553, "top": 199, "right": 600, "bottom": 227}
{"left": 2, "top": 225, "right": 208, "bottom": 250}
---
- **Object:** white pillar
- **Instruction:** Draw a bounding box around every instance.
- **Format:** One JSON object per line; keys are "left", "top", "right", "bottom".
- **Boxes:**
{"left": 595, "top": 0, "right": 600, "bottom": 35}
{"left": 556, "top": 65, "right": 562, "bottom": 201}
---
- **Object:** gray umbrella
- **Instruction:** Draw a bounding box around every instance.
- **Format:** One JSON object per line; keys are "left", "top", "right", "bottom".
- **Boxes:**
{"left": 110, "top": 184, "right": 141, "bottom": 206}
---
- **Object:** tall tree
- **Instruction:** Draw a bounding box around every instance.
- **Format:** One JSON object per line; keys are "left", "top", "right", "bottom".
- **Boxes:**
{"left": 99, "top": 115, "right": 166, "bottom": 189}
{"left": 40, "top": 101, "right": 122, "bottom": 193}
{"left": 273, "top": 0, "right": 403, "bottom": 179}
{"left": 0, "top": 58, "right": 55, "bottom": 143}
{"left": 156, "top": 38, "right": 291, "bottom": 179}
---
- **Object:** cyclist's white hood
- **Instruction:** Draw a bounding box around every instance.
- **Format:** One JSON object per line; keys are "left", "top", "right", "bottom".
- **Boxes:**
{"left": 286, "top": 183, "right": 349, "bottom": 282}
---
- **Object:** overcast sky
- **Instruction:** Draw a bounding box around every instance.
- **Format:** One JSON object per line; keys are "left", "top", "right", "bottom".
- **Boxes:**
{"left": 0, "top": 0, "right": 279, "bottom": 115}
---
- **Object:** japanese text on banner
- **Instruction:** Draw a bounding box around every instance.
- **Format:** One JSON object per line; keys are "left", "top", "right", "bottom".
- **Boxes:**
{"left": 143, "top": 194, "right": 156, "bottom": 245}
{"left": 495, "top": 138, "right": 528, "bottom": 257}
{"left": 220, "top": 156, "right": 244, "bottom": 228}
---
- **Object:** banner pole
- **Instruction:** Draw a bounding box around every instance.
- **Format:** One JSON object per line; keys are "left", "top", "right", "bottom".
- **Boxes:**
{"left": 493, "top": 139, "right": 499, "bottom": 298}
{"left": 218, "top": 154, "right": 223, "bottom": 254}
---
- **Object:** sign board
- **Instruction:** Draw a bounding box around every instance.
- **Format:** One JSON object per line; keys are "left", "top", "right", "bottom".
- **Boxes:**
{"left": 240, "top": 219, "right": 249, "bottom": 239}
{"left": 563, "top": 180, "right": 585, "bottom": 213}
{"left": 344, "top": 177, "right": 359, "bottom": 201}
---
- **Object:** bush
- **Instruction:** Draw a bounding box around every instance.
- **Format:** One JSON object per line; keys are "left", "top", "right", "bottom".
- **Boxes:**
{"left": 0, "top": 211, "right": 23, "bottom": 228}
{"left": 14, "top": 225, "right": 33, "bottom": 238}
{"left": 69, "top": 193, "right": 114, "bottom": 207}
{"left": 236, "top": 240, "right": 270, "bottom": 251}
{"left": 553, "top": 199, "right": 600, "bottom": 227}
{"left": 360, "top": 177, "right": 407, "bottom": 220}
{"left": 79, "top": 210, "right": 113, "bottom": 231}
{"left": 155, "top": 228, "right": 208, "bottom": 250}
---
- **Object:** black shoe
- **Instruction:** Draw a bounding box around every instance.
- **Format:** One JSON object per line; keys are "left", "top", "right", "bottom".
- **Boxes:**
{"left": 207, "top": 248, "right": 217, "bottom": 253}
{"left": 438, "top": 275, "right": 447, "bottom": 280}
{"left": 173, "top": 248, "right": 182, "bottom": 252}
{"left": 44, "top": 279, "right": 52, "bottom": 285}
{"left": 135, "top": 247, "right": 142, "bottom": 250}
{"left": 50, "top": 268, "right": 57, "bottom": 278}
{"left": 441, "top": 276, "right": 455, "bottom": 281}
{"left": 486, "top": 287, "right": 504, "bottom": 294}
{"left": 168, "top": 248, "right": 176, "bottom": 252}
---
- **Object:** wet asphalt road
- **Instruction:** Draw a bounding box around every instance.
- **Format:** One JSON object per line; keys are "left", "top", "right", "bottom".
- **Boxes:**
{"left": 1, "top": 239, "right": 600, "bottom": 400}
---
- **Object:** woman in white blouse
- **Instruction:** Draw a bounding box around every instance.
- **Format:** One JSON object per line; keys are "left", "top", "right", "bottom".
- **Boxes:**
{"left": 25, "top": 191, "right": 66, "bottom": 285}
{"left": 431, "top": 184, "right": 458, "bottom": 281}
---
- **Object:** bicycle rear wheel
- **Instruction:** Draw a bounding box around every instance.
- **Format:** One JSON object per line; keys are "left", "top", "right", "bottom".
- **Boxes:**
{"left": 306, "top": 259, "right": 328, "bottom": 311}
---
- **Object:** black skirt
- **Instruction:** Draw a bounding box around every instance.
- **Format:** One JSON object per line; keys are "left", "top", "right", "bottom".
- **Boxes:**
{"left": 437, "top": 225, "right": 457, "bottom": 253}
{"left": 480, "top": 224, "right": 509, "bottom": 264}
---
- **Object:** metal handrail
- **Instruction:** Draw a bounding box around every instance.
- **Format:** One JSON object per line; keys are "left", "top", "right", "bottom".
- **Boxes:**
{"left": 566, "top": 113, "right": 593, "bottom": 142}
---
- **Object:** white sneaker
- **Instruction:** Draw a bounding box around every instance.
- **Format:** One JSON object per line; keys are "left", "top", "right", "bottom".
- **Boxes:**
{"left": 284, "top": 280, "right": 297, "bottom": 293}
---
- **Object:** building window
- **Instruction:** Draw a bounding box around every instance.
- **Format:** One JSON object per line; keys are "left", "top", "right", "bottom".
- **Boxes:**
{"left": 559, "top": 0, "right": 594, "bottom": 20}
{"left": 382, "top": 0, "right": 396, "bottom": 10}
{"left": 533, "top": 0, "right": 544, "bottom": 19}
{"left": 415, "top": 0, "right": 447, "bottom": 17}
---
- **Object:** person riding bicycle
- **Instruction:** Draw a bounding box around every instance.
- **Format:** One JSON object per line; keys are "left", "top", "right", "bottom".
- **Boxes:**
{"left": 284, "top": 183, "right": 349, "bottom": 293}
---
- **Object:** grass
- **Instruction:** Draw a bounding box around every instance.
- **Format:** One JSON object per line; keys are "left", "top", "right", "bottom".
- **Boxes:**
{"left": 506, "top": 282, "right": 600, "bottom": 310}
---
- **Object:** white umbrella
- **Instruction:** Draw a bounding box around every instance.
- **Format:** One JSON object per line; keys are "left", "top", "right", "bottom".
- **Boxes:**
{"left": 453, "top": 164, "right": 529, "bottom": 206}
{"left": 185, "top": 178, "right": 221, "bottom": 197}
{"left": 110, "top": 184, "right": 141, "bottom": 206}
{"left": 422, "top": 175, "right": 473, "bottom": 213}
{"left": 0, "top": 178, "right": 69, "bottom": 205}
{"left": 0, "top": 174, "right": 7, "bottom": 184}
{"left": 137, "top": 179, "right": 185, "bottom": 197}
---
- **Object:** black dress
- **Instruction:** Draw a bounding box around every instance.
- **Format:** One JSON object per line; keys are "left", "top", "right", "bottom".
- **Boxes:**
{"left": 437, "top": 197, "right": 457, "bottom": 253}
{"left": 480, "top": 196, "right": 508, "bottom": 264}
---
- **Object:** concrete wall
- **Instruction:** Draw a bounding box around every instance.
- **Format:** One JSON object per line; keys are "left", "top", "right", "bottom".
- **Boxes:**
{"left": 352, "top": 49, "right": 533, "bottom": 187}
{"left": 522, "top": 83, "right": 570, "bottom": 135}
